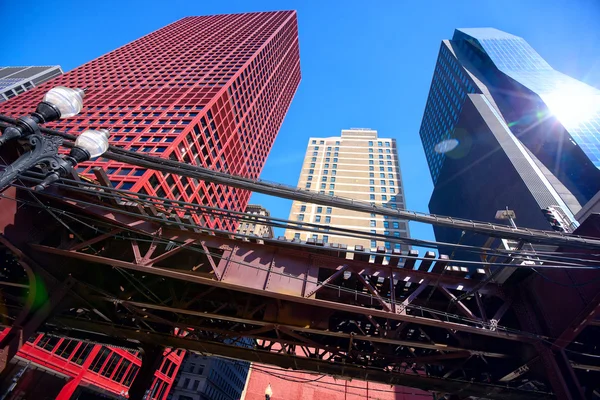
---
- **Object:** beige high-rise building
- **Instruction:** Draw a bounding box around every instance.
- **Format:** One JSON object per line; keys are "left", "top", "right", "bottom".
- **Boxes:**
{"left": 285, "top": 128, "right": 410, "bottom": 252}
{"left": 236, "top": 204, "right": 275, "bottom": 238}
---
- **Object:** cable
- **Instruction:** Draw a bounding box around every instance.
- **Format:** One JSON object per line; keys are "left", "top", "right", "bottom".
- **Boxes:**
{"left": 6, "top": 178, "right": 599, "bottom": 271}
{"left": 2, "top": 116, "right": 599, "bottom": 250}
{"left": 13, "top": 169, "right": 600, "bottom": 268}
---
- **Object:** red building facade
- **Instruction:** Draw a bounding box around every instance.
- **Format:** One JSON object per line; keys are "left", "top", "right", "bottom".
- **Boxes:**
{"left": 0, "top": 10, "right": 301, "bottom": 231}
{"left": 0, "top": 329, "right": 184, "bottom": 399}
{"left": 0, "top": 10, "right": 301, "bottom": 399}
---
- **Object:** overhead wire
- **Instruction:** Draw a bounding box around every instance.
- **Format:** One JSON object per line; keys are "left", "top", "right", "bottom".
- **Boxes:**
{"left": 9, "top": 173, "right": 600, "bottom": 269}
{"left": 2, "top": 182, "right": 598, "bottom": 275}
{"left": 2, "top": 116, "right": 599, "bottom": 250}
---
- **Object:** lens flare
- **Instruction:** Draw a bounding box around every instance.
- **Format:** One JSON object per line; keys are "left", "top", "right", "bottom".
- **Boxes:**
{"left": 434, "top": 138, "right": 459, "bottom": 154}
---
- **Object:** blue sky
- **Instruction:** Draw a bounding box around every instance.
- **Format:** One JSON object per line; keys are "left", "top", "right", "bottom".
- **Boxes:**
{"left": 2, "top": 0, "right": 600, "bottom": 242}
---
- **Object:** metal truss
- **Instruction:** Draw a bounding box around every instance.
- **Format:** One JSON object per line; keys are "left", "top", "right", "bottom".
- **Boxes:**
{"left": 0, "top": 181, "right": 599, "bottom": 399}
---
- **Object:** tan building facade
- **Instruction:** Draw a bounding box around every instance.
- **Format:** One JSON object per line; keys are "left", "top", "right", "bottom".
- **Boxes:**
{"left": 236, "top": 204, "right": 275, "bottom": 239}
{"left": 284, "top": 129, "right": 410, "bottom": 252}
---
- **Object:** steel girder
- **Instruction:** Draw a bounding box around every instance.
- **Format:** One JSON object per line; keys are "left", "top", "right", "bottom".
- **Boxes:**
{"left": 0, "top": 184, "right": 598, "bottom": 399}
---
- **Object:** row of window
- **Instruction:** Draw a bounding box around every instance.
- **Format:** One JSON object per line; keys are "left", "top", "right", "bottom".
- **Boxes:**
{"left": 311, "top": 139, "right": 341, "bottom": 145}
{"left": 368, "top": 141, "right": 391, "bottom": 147}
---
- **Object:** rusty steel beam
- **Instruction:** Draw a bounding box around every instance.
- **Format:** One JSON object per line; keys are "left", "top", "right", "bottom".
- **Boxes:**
{"left": 355, "top": 273, "right": 392, "bottom": 312}
{"left": 440, "top": 287, "right": 479, "bottom": 321}
{"left": 49, "top": 318, "right": 553, "bottom": 400}
{"left": 95, "top": 298, "right": 510, "bottom": 358}
{"left": 304, "top": 265, "right": 349, "bottom": 298}
{"left": 31, "top": 243, "right": 531, "bottom": 342}
{"left": 553, "top": 291, "right": 600, "bottom": 350}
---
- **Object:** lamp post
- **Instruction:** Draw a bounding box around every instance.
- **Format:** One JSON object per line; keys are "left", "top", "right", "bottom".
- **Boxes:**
{"left": 265, "top": 383, "right": 273, "bottom": 400}
{"left": 0, "top": 86, "right": 110, "bottom": 192}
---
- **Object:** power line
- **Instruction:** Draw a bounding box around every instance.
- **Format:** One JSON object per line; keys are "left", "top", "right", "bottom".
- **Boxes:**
{"left": 8, "top": 176, "right": 600, "bottom": 270}
{"left": 2, "top": 116, "right": 599, "bottom": 249}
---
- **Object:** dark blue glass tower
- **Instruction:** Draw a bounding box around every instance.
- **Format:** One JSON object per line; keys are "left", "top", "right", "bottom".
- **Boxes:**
{"left": 420, "top": 28, "right": 600, "bottom": 217}
{"left": 419, "top": 28, "right": 600, "bottom": 268}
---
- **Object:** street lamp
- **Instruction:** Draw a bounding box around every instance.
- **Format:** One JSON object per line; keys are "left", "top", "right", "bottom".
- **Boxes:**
{"left": 0, "top": 86, "right": 110, "bottom": 192}
{"left": 265, "top": 383, "right": 273, "bottom": 400}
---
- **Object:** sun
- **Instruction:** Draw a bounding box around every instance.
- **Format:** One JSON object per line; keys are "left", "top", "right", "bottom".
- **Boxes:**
{"left": 541, "top": 83, "right": 600, "bottom": 128}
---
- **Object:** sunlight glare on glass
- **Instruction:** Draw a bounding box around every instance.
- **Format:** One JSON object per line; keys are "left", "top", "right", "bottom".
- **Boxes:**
{"left": 434, "top": 138, "right": 459, "bottom": 154}
{"left": 542, "top": 83, "right": 600, "bottom": 128}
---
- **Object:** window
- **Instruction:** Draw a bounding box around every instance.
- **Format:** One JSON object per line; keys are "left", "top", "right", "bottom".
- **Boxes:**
{"left": 384, "top": 221, "right": 389, "bottom": 228}
{"left": 305, "top": 183, "right": 311, "bottom": 189}
{"left": 370, "top": 220, "right": 376, "bottom": 227}
{"left": 381, "top": 187, "right": 387, "bottom": 193}
{"left": 324, "top": 163, "right": 330, "bottom": 168}
{"left": 300, "top": 205, "right": 306, "bottom": 212}
{"left": 331, "top": 177, "right": 336, "bottom": 182}
{"left": 369, "top": 154, "right": 374, "bottom": 159}
{"left": 393, "top": 222, "right": 399, "bottom": 229}
{"left": 382, "top": 195, "right": 388, "bottom": 200}
{"left": 315, "top": 216, "right": 321, "bottom": 222}
{"left": 322, "top": 176, "right": 327, "bottom": 182}
{"left": 312, "top": 157, "right": 317, "bottom": 162}
{"left": 315, "top": 146, "right": 319, "bottom": 150}
{"left": 329, "top": 184, "right": 335, "bottom": 189}
{"left": 380, "top": 173, "right": 385, "bottom": 178}
{"left": 310, "top": 163, "right": 315, "bottom": 168}
{"left": 391, "top": 187, "right": 396, "bottom": 193}
{"left": 388, "top": 167, "right": 393, "bottom": 172}
{"left": 307, "top": 176, "right": 313, "bottom": 181}
{"left": 332, "top": 164, "right": 337, "bottom": 169}
{"left": 309, "top": 169, "right": 314, "bottom": 174}
{"left": 370, "top": 187, "right": 375, "bottom": 192}
{"left": 326, "top": 207, "right": 332, "bottom": 214}
{"left": 369, "top": 173, "right": 374, "bottom": 178}
{"left": 369, "top": 166, "right": 374, "bottom": 171}
{"left": 331, "top": 170, "right": 336, "bottom": 176}
{"left": 369, "top": 160, "right": 374, "bottom": 165}
{"left": 313, "top": 151, "right": 318, "bottom": 156}
{"left": 317, "top": 206, "right": 323, "bottom": 213}
{"left": 323, "top": 170, "right": 328, "bottom": 175}
{"left": 325, "top": 216, "right": 331, "bottom": 223}
{"left": 370, "top": 194, "right": 375, "bottom": 200}
{"left": 298, "top": 214, "right": 304, "bottom": 221}
{"left": 378, "top": 141, "right": 382, "bottom": 146}
{"left": 320, "top": 183, "right": 326, "bottom": 189}
{"left": 389, "top": 180, "right": 394, "bottom": 186}
{"left": 370, "top": 179, "right": 375, "bottom": 185}
{"left": 369, "top": 141, "right": 373, "bottom": 146}
{"left": 323, "top": 235, "right": 329, "bottom": 243}
{"left": 385, "top": 142, "right": 390, "bottom": 147}
{"left": 294, "top": 233, "right": 301, "bottom": 239}
{"left": 371, "top": 240, "right": 377, "bottom": 248}
{"left": 329, "top": 191, "right": 334, "bottom": 196}
{"left": 388, "top": 173, "right": 394, "bottom": 178}
{"left": 312, "top": 140, "right": 316, "bottom": 144}
{"left": 336, "top": 141, "right": 340, "bottom": 145}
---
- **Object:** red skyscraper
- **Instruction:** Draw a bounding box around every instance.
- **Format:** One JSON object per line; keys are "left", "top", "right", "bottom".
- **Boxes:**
{"left": 0, "top": 10, "right": 301, "bottom": 231}
{"left": 0, "top": 10, "right": 300, "bottom": 399}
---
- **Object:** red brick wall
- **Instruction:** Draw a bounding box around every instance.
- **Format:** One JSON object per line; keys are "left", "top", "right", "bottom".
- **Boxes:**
{"left": 242, "top": 364, "right": 430, "bottom": 400}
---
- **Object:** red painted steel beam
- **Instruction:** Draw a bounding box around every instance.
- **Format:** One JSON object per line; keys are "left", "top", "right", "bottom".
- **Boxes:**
{"left": 553, "top": 291, "right": 600, "bottom": 349}
{"left": 51, "top": 318, "right": 553, "bottom": 400}
{"left": 31, "top": 243, "right": 530, "bottom": 342}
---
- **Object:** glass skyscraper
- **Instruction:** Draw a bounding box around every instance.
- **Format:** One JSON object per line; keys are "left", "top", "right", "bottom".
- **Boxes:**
{"left": 419, "top": 28, "right": 600, "bottom": 269}
{"left": 420, "top": 28, "right": 600, "bottom": 213}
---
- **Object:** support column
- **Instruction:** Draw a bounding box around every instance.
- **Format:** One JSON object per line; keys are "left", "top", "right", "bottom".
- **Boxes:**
{"left": 128, "top": 345, "right": 164, "bottom": 400}
{"left": 513, "top": 286, "right": 584, "bottom": 400}
{"left": 55, "top": 344, "right": 102, "bottom": 400}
